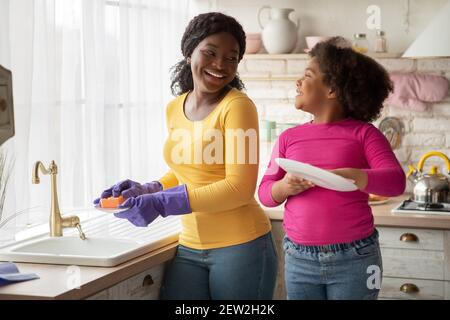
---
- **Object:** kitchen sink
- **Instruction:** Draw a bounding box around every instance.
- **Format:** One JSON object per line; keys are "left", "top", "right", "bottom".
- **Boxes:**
{"left": 2, "top": 236, "right": 145, "bottom": 267}
{"left": 0, "top": 211, "right": 181, "bottom": 267}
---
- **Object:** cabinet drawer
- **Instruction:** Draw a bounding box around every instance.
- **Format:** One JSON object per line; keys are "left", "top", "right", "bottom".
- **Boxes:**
{"left": 121, "top": 263, "right": 165, "bottom": 300}
{"left": 87, "top": 263, "right": 165, "bottom": 300}
{"left": 377, "top": 227, "right": 444, "bottom": 251}
{"left": 381, "top": 248, "right": 444, "bottom": 280}
{"left": 380, "top": 277, "right": 449, "bottom": 300}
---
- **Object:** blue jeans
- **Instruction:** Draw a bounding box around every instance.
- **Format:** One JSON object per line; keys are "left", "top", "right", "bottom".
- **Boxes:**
{"left": 160, "top": 232, "right": 278, "bottom": 300}
{"left": 283, "top": 229, "right": 383, "bottom": 300}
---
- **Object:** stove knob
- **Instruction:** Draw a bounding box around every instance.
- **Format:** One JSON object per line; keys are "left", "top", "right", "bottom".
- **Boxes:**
{"left": 399, "top": 233, "right": 419, "bottom": 242}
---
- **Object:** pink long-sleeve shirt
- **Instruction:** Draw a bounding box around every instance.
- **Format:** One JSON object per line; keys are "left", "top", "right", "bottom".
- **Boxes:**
{"left": 258, "top": 118, "right": 406, "bottom": 245}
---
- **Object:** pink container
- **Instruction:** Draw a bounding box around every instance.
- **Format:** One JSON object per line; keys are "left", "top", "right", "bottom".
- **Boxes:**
{"left": 245, "top": 33, "right": 262, "bottom": 54}
{"left": 305, "top": 36, "right": 332, "bottom": 51}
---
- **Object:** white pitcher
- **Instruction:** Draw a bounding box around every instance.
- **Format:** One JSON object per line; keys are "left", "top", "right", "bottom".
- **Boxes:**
{"left": 258, "top": 6, "right": 299, "bottom": 54}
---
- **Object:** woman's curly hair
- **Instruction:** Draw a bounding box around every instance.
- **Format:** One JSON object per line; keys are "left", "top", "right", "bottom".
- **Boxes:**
{"left": 170, "top": 12, "right": 246, "bottom": 96}
{"left": 309, "top": 37, "right": 393, "bottom": 122}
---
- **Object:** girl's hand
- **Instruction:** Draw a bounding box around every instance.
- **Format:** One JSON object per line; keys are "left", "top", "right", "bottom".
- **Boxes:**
{"left": 271, "top": 173, "right": 315, "bottom": 204}
{"left": 329, "top": 168, "right": 368, "bottom": 190}
{"left": 282, "top": 173, "right": 315, "bottom": 195}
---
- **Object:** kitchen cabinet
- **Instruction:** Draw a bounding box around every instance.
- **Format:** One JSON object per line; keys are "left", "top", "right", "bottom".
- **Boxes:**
{"left": 86, "top": 263, "right": 166, "bottom": 300}
{"left": 378, "top": 227, "right": 450, "bottom": 300}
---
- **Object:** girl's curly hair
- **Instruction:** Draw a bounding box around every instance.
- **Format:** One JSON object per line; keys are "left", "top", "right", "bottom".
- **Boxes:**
{"left": 170, "top": 12, "right": 246, "bottom": 96}
{"left": 309, "top": 37, "right": 393, "bottom": 122}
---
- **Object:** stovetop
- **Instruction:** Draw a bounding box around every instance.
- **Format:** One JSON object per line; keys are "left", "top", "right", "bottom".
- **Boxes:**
{"left": 391, "top": 199, "right": 450, "bottom": 216}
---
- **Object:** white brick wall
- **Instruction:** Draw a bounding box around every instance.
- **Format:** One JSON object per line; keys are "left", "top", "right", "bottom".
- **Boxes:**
{"left": 245, "top": 86, "right": 287, "bottom": 100}
{"left": 241, "top": 55, "right": 450, "bottom": 192}
{"left": 403, "top": 133, "right": 445, "bottom": 147}
{"left": 413, "top": 118, "right": 450, "bottom": 132}
{"left": 376, "top": 58, "right": 416, "bottom": 73}
{"left": 245, "top": 59, "right": 286, "bottom": 75}
{"left": 417, "top": 59, "right": 450, "bottom": 73}
{"left": 286, "top": 60, "right": 308, "bottom": 74}
{"left": 433, "top": 103, "right": 450, "bottom": 117}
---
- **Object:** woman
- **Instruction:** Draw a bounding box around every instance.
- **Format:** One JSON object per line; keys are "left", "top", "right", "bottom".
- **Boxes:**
{"left": 94, "top": 12, "right": 277, "bottom": 300}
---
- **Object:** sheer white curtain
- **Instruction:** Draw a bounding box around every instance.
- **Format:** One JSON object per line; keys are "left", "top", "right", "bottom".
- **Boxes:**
{"left": 0, "top": 0, "right": 190, "bottom": 236}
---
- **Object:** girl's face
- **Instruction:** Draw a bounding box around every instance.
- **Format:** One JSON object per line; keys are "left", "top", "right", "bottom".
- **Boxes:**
{"left": 294, "top": 58, "right": 333, "bottom": 114}
{"left": 188, "top": 32, "right": 240, "bottom": 94}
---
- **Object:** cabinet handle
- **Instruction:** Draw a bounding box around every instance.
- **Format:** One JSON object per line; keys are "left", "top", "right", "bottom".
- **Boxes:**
{"left": 142, "top": 274, "right": 154, "bottom": 287}
{"left": 400, "top": 283, "right": 420, "bottom": 294}
{"left": 399, "top": 233, "right": 419, "bottom": 242}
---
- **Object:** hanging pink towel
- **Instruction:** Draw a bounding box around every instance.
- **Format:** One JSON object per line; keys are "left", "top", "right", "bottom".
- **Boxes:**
{"left": 385, "top": 72, "right": 449, "bottom": 111}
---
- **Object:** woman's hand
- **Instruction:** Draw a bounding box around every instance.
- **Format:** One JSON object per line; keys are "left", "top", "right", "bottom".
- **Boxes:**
{"left": 271, "top": 173, "right": 315, "bottom": 204}
{"left": 329, "top": 168, "right": 368, "bottom": 191}
{"left": 93, "top": 179, "right": 163, "bottom": 206}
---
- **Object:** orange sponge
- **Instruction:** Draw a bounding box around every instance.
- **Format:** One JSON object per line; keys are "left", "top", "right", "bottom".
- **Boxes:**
{"left": 100, "top": 195, "right": 125, "bottom": 208}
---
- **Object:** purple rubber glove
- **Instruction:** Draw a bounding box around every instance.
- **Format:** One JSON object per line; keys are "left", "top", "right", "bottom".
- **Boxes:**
{"left": 93, "top": 179, "right": 162, "bottom": 206}
{"left": 114, "top": 185, "right": 191, "bottom": 227}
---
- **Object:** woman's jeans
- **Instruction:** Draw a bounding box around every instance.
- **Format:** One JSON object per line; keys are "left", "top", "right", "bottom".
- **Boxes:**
{"left": 283, "top": 229, "right": 383, "bottom": 300}
{"left": 160, "top": 232, "right": 278, "bottom": 300}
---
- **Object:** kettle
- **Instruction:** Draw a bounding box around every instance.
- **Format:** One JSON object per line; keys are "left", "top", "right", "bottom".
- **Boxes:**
{"left": 407, "top": 151, "right": 450, "bottom": 204}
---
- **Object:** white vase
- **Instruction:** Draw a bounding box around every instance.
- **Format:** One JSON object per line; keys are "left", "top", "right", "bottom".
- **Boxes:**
{"left": 258, "top": 6, "right": 299, "bottom": 54}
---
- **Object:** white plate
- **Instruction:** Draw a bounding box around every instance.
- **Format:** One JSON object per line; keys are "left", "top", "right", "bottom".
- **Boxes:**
{"left": 275, "top": 158, "right": 358, "bottom": 192}
{"left": 369, "top": 199, "right": 389, "bottom": 205}
{"left": 94, "top": 206, "right": 130, "bottom": 214}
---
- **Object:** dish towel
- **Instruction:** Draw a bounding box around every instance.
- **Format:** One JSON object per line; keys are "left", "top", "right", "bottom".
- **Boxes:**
{"left": 0, "top": 262, "right": 39, "bottom": 286}
{"left": 385, "top": 72, "right": 449, "bottom": 111}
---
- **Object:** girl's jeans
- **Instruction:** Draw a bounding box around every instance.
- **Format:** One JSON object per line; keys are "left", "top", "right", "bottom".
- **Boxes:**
{"left": 284, "top": 229, "right": 383, "bottom": 300}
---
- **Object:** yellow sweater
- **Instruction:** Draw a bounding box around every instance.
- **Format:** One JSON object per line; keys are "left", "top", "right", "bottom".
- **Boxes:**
{"left": 158, "top": 88, "right": 271, "bottom": 250}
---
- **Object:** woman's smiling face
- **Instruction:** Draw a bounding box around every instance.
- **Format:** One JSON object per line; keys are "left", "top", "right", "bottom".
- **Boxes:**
{"left": 294, "top": 58, "right": 332, "bottom": 114}
{"left": 188, "top": 32, "right": 240, "bottom": 94}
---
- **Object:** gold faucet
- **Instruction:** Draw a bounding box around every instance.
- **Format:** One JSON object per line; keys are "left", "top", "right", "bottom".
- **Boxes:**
{"left": 32, "top": 160, "right": 86, "bottom": 240}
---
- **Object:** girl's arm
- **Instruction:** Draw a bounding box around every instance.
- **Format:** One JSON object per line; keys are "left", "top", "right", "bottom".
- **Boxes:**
{"left": 332, "top": 124, "right": 406, "bottom": 196}
{"left": 258, "top": 135, "right": 314, "bottom": 206}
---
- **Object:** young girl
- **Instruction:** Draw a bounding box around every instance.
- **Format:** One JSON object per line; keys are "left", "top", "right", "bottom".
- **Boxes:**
{"left": 258, "top": 38, "right": 406, "bottom": 300}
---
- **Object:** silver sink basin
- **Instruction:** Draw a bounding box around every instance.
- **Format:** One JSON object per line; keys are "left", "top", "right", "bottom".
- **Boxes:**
{"left": 0, "top": 213, "right": 181, "bottom": 267}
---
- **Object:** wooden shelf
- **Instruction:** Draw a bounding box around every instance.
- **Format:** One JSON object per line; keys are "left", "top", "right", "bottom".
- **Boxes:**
{"left": 241, "top": 74, "right": 298, "bottom": 81}
{"left": 243, "top": 52, "right": 403, "bottom": 60}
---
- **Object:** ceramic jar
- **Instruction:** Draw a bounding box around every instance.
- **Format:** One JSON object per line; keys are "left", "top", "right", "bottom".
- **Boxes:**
{"left": 258, "top": 6, "right": 299, "bottom": 54}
